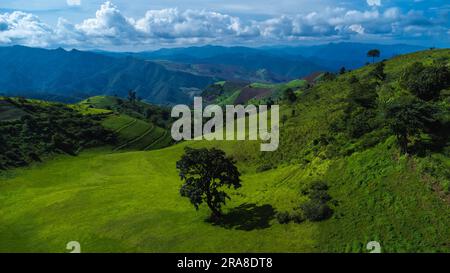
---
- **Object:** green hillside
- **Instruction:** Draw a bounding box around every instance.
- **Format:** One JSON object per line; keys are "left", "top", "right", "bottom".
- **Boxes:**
{"left": 0, "top": 96, "right": 115, "bottom": 169}
{"left": 101, "top": 114, "right": 172, "bottom": 151}
{"left": 79, "top": 95, "right": 172, "bottom": 129}
{"left": 80, "top": 96, "right": 174, "bottom": 151}
{"left": 0, "top": 49, "right": 449, "bottom": 253}
{"left": 202, "top": 79, "right": 307, "bottom": 105}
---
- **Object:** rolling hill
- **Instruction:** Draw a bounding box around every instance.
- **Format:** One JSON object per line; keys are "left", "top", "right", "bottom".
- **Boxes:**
{"left": 79, "top": 96, "right": 174, "bottom": 151}
{"left": 0, "top": 49, "right": 449, "bottom": 253}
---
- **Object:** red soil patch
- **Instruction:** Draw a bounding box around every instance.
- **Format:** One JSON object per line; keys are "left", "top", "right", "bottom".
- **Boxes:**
{"left": 302, "top": 71, "right": 324, "bottom": 85}
{"left": 235, "top": 87, "right": 273, "bottom": 104}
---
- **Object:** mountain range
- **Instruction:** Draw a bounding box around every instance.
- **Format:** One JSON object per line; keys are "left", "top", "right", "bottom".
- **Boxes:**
{"left": 119, "top": 42, "right": 425, "bottom": 75}
{"left": 0, "top": 46, "right": 215, "bottom": 105}
{"left": 0, "top": 43, "right": 426, "bottom": 105}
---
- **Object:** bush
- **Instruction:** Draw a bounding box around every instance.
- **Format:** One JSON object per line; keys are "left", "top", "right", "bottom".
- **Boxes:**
{"left": 276, "top": 211, "right": 291, "bottom": 224}
{"left": 309, "top": 190, "right": 332, "bottom": 202}
{"left": 275, "top": 211, "right": 305, "bottom": 224}
{"left": 300, "top": 200, "right": 333, "bottom": 222}
{"left": 300, "top": 181, "right": 334, "bottom": 222}
{"left": 310, "top": 181, "right": 329, "bottom": 192}
{"left": 290, "top": 211, "right": 306, "bottom": 224}
{"left": 256, "top": 163, "right": 275, "bottom": 173}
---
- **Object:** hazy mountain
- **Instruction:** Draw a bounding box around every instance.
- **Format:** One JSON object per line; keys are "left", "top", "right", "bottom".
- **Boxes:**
{"left": 0, "top": 43, "right": 427, "bottom": 105}
{"left": 0, "top": 46, "right": 216, "bottom": 105}
{"left": 120, "top": 45, "right": 329, "bottom": 82}
{"left": 261, "top": 42, "right": 426, "bottom": 70}
{"left": 113, "top": 43, "right": 425, "bottom": 81}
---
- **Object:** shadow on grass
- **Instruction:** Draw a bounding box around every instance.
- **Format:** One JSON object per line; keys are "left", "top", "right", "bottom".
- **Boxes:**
{"left": 209, "top": 203, "right": 275, "bottom": 231}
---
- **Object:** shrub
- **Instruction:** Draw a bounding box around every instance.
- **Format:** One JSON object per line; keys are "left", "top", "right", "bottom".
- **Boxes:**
{"left": 276, "top": 211, "right": 291, "bottom": 224}
{"left": 309, "top": 190, "right": 332, "bottom": 202}
{"left": 300, "top": 200, "right": 333, "bottom": 222}
{"left": 310, "top": 181, "right": 329, "bottom": 192}
{"left": 290, "top": 211, "right": 306, "bottom": 224}
{"left": 348, "top": 75, "right": 359, "bottom": 84}
{"left": 300, "top": 181, "right": 334, "bottom": 222}
{"left": 256, "top": 163, "right": 274, "bottom": 173}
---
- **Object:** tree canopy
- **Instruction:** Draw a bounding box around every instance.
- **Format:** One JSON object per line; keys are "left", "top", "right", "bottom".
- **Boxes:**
{"left": 367, "top": 49, "right": 381, "bottom": 63}
{"left": 176, "top": 147, "right": 241, "bottom": 218}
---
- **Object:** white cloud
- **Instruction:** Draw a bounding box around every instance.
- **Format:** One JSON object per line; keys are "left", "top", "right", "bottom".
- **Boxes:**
{"left": 67, "top": 0, "right": 81, "bottom": 6}
{"left": 349, "top": 24, "right": 365, "bottom": 34}
{"left": 0, "top": 1, "right": 446, "bottom": 49}
{"left": 0, "top": 11, "right": 54, "bottom": 47}
{"left": 367, "top": 0, "right": 381, "bottom": 7}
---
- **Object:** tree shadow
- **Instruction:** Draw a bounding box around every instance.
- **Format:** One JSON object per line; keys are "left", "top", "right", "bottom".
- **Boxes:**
{"left": 208, "top": 203, "right": 275, "bottom": 231}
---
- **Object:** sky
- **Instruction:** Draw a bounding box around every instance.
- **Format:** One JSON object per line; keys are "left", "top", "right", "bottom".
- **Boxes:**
{"left": 0, "top": 0, "right": 448, "bottom": 51}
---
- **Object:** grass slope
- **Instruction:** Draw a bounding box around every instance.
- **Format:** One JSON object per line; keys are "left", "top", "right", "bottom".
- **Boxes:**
{"left": 0, "top": 144, "right": 317, "bottom": 253}
{"left": 0, "top": 136, "right": 448, "bottom": 252}
{"left": 101, "top": 114, "right": 172, "bottom": 151}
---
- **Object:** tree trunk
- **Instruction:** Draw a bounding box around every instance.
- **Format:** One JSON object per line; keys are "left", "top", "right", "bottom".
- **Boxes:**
{"left": 398, "top": 133, "right": 408, "bottom": 155}
{"left": 205, "top": 190, "right": 221, "bottom": 219}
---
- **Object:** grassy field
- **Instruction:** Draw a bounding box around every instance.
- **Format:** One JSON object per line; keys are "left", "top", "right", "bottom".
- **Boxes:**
{"left": 101, "top": 114, "right": 172, "bottom": 151}
{"left": 0, "top": 135, "right": 448, "bottom": 253}
{"left": 0, "top": 142, "right": 318, "bottom": 253}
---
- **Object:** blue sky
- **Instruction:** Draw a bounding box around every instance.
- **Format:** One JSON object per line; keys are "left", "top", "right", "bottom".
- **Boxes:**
{"left": 0, "top": 0, "right": 448, "bottom": 50}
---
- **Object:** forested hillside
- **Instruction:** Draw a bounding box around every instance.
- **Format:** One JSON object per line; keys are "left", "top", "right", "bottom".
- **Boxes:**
{"left": 0, "top": 46, "right": 215, "bottom": 105}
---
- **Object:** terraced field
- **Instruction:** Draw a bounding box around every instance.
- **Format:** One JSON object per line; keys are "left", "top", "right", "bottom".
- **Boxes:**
{"left": 101, "top": 114, "right": 172, "bottom": 151}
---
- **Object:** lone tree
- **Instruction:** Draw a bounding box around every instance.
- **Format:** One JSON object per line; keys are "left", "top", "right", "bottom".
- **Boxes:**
{"left": 367, "top": 49, "right": 381, "bottom": 63}
{"left": 176, "top": 147, "right": 241, "bottom": 218}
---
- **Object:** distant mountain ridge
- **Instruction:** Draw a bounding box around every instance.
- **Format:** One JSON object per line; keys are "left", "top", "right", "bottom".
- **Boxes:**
{"left": 120, "top": 45, "right": 329, "bottom": 82}
{"left": 0, "top": 46, "right": 216, "bottom": 105}
{"left": 0, "top": 43, "right": 428, "bottom": 105}
{"left": 103, "top": 42, "right": 426, "bottom": 83}
{"left": 262, "top": 42, "right": 426, "bottom": 70}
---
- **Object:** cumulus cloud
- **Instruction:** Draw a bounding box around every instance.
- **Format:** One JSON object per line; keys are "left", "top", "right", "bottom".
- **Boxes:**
{"left": 67, "top": 0, "right": 81, "bottom": 6}
{"left": 0, "top": 11, "right": 54, "bottom": 47}
{"left": 0, "top": 1, "right": 447, "bottom": 48}
{"left": 367, "top": 0, "right": 381, "bottom": 7}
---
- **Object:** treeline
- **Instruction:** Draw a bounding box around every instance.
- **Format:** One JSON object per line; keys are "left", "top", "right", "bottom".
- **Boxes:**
{"left": 0, "top": 98, "right": 116, "bottom": 169}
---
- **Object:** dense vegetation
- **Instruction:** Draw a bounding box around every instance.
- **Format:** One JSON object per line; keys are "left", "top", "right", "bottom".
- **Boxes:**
{"left": 0, "top": 97, "right": 115, "bottom": 169}
{"left": 79, "top": 95, "right": 173, "bottom": 129}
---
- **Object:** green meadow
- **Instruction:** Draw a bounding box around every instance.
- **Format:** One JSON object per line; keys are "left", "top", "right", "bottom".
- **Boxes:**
{"left": 0, "top": 142, "right": 317, "bottom": 253}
